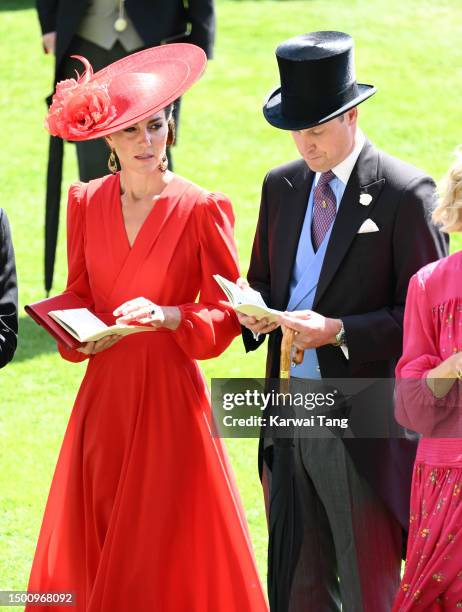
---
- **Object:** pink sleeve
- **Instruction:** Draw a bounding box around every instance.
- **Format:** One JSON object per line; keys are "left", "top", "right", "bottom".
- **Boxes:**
{"left": 396, "top": 272, "right": 441, "bottom": 379}
{"left": 172, "top": 192, "right": 241, "bottom": 360}
{"left": 395, "top": 272, "right": 457, "bottom": 435}
{"left": 57, "top": 183, "right": 93, "bottom": 363}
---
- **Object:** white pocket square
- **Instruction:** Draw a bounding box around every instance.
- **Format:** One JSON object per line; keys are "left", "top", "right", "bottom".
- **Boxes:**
{"left": 357, "top": 219, "right": 379, "bottom": 234}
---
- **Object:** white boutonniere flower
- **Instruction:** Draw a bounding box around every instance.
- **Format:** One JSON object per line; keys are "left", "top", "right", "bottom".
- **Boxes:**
{"left": 359, "top": 193, "right": 373, "bottom": 206}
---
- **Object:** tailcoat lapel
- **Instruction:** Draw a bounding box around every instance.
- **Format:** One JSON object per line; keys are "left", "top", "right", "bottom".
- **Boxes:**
{"left": 313, "top": 140, "right": 385, "bottom": 309}
{"left": 272, "top": 162, "right": 315, "bottom": 310}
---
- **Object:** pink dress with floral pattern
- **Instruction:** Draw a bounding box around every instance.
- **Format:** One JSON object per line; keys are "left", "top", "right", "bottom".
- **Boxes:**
{"left": 393, "top": 252, "right": 462, "bottom": 611}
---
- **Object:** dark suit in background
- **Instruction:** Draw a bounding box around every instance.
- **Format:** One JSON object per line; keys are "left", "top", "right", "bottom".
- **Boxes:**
{"left": 35, "top": 0, "right": 215, "bottom": 292}
{"left": 0, "top": 210, "right": 18, "bottom": 368}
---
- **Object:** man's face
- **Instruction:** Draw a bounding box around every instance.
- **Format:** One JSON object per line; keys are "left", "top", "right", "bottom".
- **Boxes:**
{"left": 291, "top": 108, "right": 358, "bottom": 173}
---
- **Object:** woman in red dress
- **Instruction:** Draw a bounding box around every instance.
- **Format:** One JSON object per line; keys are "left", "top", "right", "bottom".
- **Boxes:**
{"left": 27, "top": 44, "right": 268, "bottom": 611}
{"left": 393, "top": 154, "right": 462, "bottom": 610}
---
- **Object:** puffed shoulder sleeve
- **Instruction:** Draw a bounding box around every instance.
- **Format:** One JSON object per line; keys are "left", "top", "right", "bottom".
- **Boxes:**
{"left": 172, "top": 192, "right": 241, "bottom": 360}
{"left": 0, "top": 210, "right": 18, "bottom": 368}
{"left": 58, "top": 182, "right": 93, "bottom": 363}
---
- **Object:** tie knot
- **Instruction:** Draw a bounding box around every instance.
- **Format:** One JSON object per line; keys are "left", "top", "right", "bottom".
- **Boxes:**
{"left": 317, "top": 170, "right": 335, "bottom": 188}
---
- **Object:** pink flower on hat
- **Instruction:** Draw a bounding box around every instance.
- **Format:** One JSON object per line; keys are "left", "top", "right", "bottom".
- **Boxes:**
{"left": 46, "top": 56, "right": 117, "bottom": 139}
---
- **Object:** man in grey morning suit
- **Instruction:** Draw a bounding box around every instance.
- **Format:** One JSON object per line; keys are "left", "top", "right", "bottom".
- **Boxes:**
{"left": 239, "top": 31, "right": 447, "bottom": 612}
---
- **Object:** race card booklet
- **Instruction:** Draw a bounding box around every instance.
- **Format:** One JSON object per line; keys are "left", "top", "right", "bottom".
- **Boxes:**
{"left": 213, "top": 274, "right": 282, "bottom": 323}
{"left": 25, "top": 292, "right": 154, "bottom": 350}
{"left": 48, "top": 308, "right": 154, "bottom": 343}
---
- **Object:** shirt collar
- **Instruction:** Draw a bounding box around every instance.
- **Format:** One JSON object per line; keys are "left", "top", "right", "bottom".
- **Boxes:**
{"left": 314, "top": 129, "right": 366, "bottom": 187}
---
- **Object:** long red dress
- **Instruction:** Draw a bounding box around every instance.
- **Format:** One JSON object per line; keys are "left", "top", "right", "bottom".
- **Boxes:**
{"left": 27, "top": 173, "right": 268, "bottom": 611}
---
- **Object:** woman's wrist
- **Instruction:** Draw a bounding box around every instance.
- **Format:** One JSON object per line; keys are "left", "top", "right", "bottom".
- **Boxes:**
{"left": 160, "top": 306, "right": 182, "bottom": 330}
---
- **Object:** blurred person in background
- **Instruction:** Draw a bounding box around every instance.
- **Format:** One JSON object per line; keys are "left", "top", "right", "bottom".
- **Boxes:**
{"left": 0, "top": 209, "right": 17, "bottom": 368}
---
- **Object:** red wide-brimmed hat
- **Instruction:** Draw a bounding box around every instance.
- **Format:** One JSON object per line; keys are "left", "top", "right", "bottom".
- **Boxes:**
{"left": 45, "top": 43, "right": 207, "bottom": 141}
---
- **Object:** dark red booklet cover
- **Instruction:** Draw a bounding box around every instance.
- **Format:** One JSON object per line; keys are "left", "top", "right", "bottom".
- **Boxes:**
{"left": 25, "top": 292, "right": 91, "bottom": 350}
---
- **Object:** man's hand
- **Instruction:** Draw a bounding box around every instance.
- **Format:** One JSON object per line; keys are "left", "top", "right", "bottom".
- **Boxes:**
{"left": 77, "top": 335, "right": 122, "bottom": 355}
{"left": 235, "top": 277, "right": 279, "bottom": 334}
{"left": 237, "top": 312, "right": 279, "bottom": 335}
{"left": 42, "top": 31, "right": 56, "bottom": 54}
{"left": 277, "top": 310, "right": 342, "bottom": 349}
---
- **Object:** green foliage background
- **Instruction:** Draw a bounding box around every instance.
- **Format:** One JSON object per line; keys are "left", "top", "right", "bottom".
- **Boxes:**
{"left": 0, "top": 0, "right": 461, "bottom": 601}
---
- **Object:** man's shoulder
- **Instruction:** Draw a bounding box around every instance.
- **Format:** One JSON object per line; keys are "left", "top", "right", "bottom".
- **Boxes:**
{"left": 264, "top": 158, "right": 308, "bottom": 184}
{"left": 372, "top": 143, "right": 434, "bottom": 189}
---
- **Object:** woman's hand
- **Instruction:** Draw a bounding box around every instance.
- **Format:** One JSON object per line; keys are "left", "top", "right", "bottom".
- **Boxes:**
{"left": 77, "top": 335, "right": 122, "bottom": 355}
{"left": 445, "top": 351, "right": 462, "bottom": 378}
{"left": 426, "top": 351, "right": 462, "bottom": 398}
{"left": 429, "top": 351, "right": 462, "bottom": 378}
{"left": 113, "top": 297, "right": 181, "bottom": 330}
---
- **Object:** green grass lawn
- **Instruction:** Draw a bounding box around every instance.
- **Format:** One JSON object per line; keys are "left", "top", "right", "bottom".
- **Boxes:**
{"left": 1, "top": 0, "right": 462, "bottom": 601}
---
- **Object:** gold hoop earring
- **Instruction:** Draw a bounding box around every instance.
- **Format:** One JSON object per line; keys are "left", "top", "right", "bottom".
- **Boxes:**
{"left": 158, "top": 154, "right": 168, "bottom": 173}
{"left": 108, "top": 149, "right": 118, "bottom": 174}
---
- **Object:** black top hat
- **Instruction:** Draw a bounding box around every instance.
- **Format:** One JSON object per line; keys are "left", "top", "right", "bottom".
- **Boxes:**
{"left": 263, "top": 31, "right": 376, "bottom": 130}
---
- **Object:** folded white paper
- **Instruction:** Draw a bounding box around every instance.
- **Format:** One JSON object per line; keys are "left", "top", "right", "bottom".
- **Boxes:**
{"left": 213, "top": 274, "right": 281, "bottom": 322}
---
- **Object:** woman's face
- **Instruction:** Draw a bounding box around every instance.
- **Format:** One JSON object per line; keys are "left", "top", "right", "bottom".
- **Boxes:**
{"left": 106, "top": 110, "right": 169, "bottom": 174}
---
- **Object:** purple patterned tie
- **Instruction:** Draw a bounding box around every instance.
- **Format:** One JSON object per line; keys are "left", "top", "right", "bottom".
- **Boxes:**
{"left": 311, "top": 170, "right": 336, "bottom": 252}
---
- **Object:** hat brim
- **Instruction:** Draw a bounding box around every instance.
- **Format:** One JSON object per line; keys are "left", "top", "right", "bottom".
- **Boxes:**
{"left": 262, "top": 83, "right": 377, "bottom": 130}
{"left": 67, "top": 44, "right": 206, "bottom": 141}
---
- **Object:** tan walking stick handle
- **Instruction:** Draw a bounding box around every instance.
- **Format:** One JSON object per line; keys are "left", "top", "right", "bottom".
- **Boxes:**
{"left": 280, "top": 328, "right": 304, "bottom": 380}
